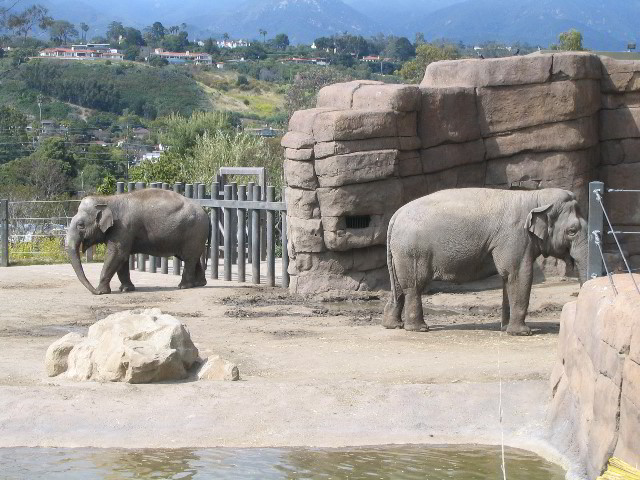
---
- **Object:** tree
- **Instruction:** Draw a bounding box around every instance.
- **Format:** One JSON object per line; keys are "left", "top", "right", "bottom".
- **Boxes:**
{"left": 6, "top": 4, "right": 51, "bottom": 39}
{"left": 273, "top": 33, "right": 289, "bottom": 50}
{"left": 203, "top": 37, "right": 218, "bottom": 54}
{"left": 314, "top": 36, "right": 334, "bottom": 51}
{"left": 122, "top": 27, "right": 145, "bottom": 47}
{"left": 223, "top": 32, "right": 229, "bottom": 41}
{"left": 397, "top": 42, "right": 461, "bottom": 83}
{"left": 383, "top": 36, "right": 415, "bottom": 61}
{"left": 80, "top": 22, "right": 88, "bottom": 41}
{"left": 144, "top": 21, "right": 165, "bottom": 45}
{"left": 259, "top": 28, "right": 267, "bottom": 43}
{"left": 49, "top": 20, "right": 78, "bottom": 45}
{"left": 149, "top": 55, "right": 168, "bottom": 67}
{"left": 551, "top": 28, "right": 584, "bottom": 51}
{"left": 106, "top": 21, "right": 124, "bottom": 43}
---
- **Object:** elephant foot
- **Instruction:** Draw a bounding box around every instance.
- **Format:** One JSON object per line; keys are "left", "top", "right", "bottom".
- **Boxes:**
{"left": 382, "top": 303, "right": 403, "bottom": 329}
{"left": 119, "top": 283, "right": 135, "bottom": 292}
{"left": 178, "top": 281, "right": 197, "bottom": 289}
{"left": 96, "top": 284, "right": 111, "bottom": 295}
{"left": 506, "top": 323, "right": 532, "bottom": 336}
{"left": 195, "top": 278, "right": 207, "bottom": 287}
{"left": 404, "top": 321, "right": 429, "bottom": 332}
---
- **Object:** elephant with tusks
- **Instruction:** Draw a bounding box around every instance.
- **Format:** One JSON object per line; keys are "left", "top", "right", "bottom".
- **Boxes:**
{"left": 67, "top": 189, "right": 210, "bottom": 295}
{"left": 383, "top": 188, "right": 587, "bottom": 336}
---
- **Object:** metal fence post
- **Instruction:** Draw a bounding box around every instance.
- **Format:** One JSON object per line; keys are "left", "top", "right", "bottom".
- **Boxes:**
{"left": 223, "top": 185, "right": 232, "bottom": 281}
{"left": 247, "top": 181, "right": 254, "bottom": 264}
{"left": 237, "top": 185, "right": 247, "bottom": 282}
{"left": 0, "top": 199, "right": 8, "bottom": 267}
{"left": 128, "top": 182, "right": 136, "bottom": 270}
{"left": 136, "top": 182, "right": 146, "bottom": 272}
{"left": 252, "top": 185, "right": 262, "bottom": 284}
{"left": 210, "top": 182, "right": 220, "bottom": 279}
{"left": 149, "top": 183, "right": 157, "bottom": 273}
{"left": 587, "top": 181, "right": 605, "bottom": 280}
{"left": 281, "top": 211, "right": 289, "bottom": 288}
{"left": 173, "top": 182, "right": 183, "bottom": 275}
{"left": 266, "top": 186, "right": 275, "bottom": 287}
{"left": 161, "top": 183, "right": 169, "bottom": 274}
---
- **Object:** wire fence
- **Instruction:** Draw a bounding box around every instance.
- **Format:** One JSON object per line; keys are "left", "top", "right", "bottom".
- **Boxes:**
{"left": 587, "top": 181, "right": 640, "bottom": 295}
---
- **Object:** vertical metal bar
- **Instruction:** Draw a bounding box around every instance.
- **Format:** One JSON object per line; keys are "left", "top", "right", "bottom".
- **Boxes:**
{"left": 193, "top": 182, "right": 201, "bottom": 198}
{"left": 196, "top": 183, "right": 206, "bottom": 270}
{"left": 128, "top": 182, "right": 135, "bottom": 270}
{"left": 587, "top": 181, "right": 605, "bottom": 280}
{"left": 223, "top": 185, "right": 232, "bottom": 281}
{"left": 136, "top": 182, "right": 146, "bottom": 272}
{"left": 116, "top": 182, "right": 124, "bottom": 194}
{"left": 197, "top": 183, "right": 205, "bottom": 200}
{"left": 149, "top": 183, "right": 157, "bottom": 273}
{"left": 185, "top": 183, "right": 194, "bottom": 199}
{"left": 173, "top": 182, "right": 183, "bottom": 276}
{"left": 210, "top": 182, "right": 220, "bottom": 279}
{"left": 247, "top": 181, "right": 254, "bottom": 264}
{"left": 161, "top": 182, "right": 169, "bottom": 274}
{"left": 231, "top": 182, "right": 238, "bottom": 264}
{"left": 266, "top": 186, "right": 275, "bottom": 287}
{"left": 281, "top": 211, "right": 289, "bottom": 288}
{"left": 0, "top": 199, "right": 8, "bottom": 267}
{"left": 237, "top": 185, "right": 246, "bottom": 282}
{"left": 252, "top": 185, "right": 261, "bottom": 284}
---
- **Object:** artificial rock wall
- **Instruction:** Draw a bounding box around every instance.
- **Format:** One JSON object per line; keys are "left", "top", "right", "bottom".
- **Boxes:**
{"left": 282, "top": 53, "right": 640, "bottom": 294}
{"left": 548, "top": 275, "right": 640, "bottom": 478}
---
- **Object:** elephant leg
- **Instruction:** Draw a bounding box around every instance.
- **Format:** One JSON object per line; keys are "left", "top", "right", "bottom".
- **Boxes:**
{"left": 501, "top": 280, "right": 510, "bottom": 330}
{"left": 194, "top": 259, "right": 207, "bottom": 287}
{"left": 505, "top": 264, "right": 534, "bottom": 336}
{"left": 382, "top": 293, "right": 404, "bottom": 329}
{"left": 179, "top": 258, "right": 199, "bottom": 289}
{"left": 96, "top": 244, "right": 126, "bottom": 294}
{"left": 117, "top": 260, "right": 135, "bottom": 292}
{"left": 403, "top": 288, "right": 428, "bottom": 332}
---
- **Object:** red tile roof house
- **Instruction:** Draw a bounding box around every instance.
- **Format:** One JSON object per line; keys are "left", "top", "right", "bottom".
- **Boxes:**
{"left": 150, "top": 48, "right": 213, "bottom": 65}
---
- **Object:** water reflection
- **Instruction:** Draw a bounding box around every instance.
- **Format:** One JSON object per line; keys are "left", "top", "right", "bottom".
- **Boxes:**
{"left": 0, "top": 445, "right": 565, "bottom": 479}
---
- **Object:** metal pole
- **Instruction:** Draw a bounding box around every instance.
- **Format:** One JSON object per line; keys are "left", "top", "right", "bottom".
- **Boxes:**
{"left": 587, "top": 181, "right": 605, "bottom": 280}
{"left": 247, "top": 181, "right": 254, "bottom": 264}
{"left": 136, "top": 182, "right": 146, "bottom": 272}
{"left": 161, "top": 182, "right": 169, "bottom": 274}
{"left": 0, "top": 199, "right": 8, "bottom": 267}
{"left": 252, "top": 185, "right": 261, "bottom": 284}
{"left": 116, "top": 182, "right": 125, "bottom": 194}
{"left": 281, "top": 212, "right": 289, "bottom": 288}
{"left": 237, "top": 185, "right": 246, "bottom": 282}
{"left": 149, "top": 183, "right": 157, "bottom": 273}
{"left": 128, "top": 182, "right": 136, "bottom": 270}
{"left": 223, "top": 185, "right": 232, "bottom": 281}
{"left": 210, "top": 182, "right": 220, "bottom": 279}
{"left": 266, "top": 186, "right": 275, "bottom": 287}
{"left": 231, "top": 182, "right": 238, "bottom": 264}
{"left": 173, "top": 182, "right": 183, "bottom": 275}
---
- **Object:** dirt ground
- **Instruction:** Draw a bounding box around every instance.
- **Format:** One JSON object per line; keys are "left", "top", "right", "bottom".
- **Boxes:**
{"left": 0, "top": 263, "right": 581, "bottom": 472}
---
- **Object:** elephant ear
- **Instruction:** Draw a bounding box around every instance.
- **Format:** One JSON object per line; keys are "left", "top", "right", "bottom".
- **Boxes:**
{"left": 525, "top": 204, "right": 552, "bottom": 242}
{"left": 95, "top": 204, "right": 113, "bottom": 233}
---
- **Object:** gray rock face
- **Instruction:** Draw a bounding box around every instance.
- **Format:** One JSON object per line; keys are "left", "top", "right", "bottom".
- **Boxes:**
{"left": 283, "top": 53, "right": 640, "bottom": 294}
{"left": 46, "top": 309, "right": 200, "bottom": 383}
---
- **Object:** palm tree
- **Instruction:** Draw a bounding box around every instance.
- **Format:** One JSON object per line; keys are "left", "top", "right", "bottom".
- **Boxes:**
{"left": 259, "top": 29, "right": 267, "bottom": 43}
{"left": 223, "top": 32, "right": 229, "bottom": 41}
{"left": 80, "top": 22, "right": 89, "bottom": 42}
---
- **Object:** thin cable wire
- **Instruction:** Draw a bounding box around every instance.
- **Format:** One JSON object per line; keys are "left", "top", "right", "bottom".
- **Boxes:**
{"left": 595, "top": 191, "right": 640, "bottom": 294}
{"left": 593, "top": 230, "right": 618, "bottom": 295}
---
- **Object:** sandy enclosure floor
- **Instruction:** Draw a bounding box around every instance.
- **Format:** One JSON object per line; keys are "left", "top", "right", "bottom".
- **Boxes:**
{"left": 0, "top": 262, "right": 579, "bottom": 467}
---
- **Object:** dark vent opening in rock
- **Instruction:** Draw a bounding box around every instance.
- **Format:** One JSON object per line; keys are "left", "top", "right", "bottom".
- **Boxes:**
{"left": 346, "top": 215, "right": 371, "bottom": 229}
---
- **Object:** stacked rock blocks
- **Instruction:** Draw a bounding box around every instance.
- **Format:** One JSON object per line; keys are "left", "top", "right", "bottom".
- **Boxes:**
{"left": 282, "top": 53, "right": 640, "bottom": 294}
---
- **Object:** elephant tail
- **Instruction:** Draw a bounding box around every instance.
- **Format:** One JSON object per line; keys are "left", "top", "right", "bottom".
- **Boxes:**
{"left": 204, "top": 214, "right": 212, "bottom": 270}
{"left": 387, "top": 210, "right": 401, "bottom": 303}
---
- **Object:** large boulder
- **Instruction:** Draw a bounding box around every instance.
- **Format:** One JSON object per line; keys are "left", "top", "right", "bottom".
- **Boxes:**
{"left": 46, "top": 309, "right": 201, "bottom": 383}
{"left": 548, "top": 275, "right": 640, "bottom": 479}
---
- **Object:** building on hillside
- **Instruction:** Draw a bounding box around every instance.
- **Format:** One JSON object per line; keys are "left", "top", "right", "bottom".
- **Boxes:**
{"left": 71, "top": 43, "right": 112, "bottom": 51}
{"left": 245, "top": 126, "right": 283, "bottom": 138}
{"left": 217, "top": 39, "right": 250, "bottom": 49}
{"left": 361, "top": 55, "right": 381, "bottom": 62}
{"left": 281, "top": 57, "right": 329, "bottom": 65}
{"left": 216, "top": 62, "right": 225, "bottom": 69}
{"left": 39, "top": 47, "right": 124, "bottom": 61}
{"left": 150, "top": 48, "right": 213, "bottom": 65}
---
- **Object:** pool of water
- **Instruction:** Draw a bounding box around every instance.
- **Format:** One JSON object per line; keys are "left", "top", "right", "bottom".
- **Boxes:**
{"left": 0, "top": 445, "right": 565, "bottom": 479}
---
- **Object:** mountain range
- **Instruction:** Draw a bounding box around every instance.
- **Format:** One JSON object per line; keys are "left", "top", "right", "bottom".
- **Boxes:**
{"left": 36, "top": 0, "right": 640, "bottom": 50}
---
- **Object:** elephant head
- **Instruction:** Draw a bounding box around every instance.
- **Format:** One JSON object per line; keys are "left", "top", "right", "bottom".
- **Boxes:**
{"left": 66, "top": 198, "right": 113, "bottom": 294}
{"left": 525, "top": 189, "right": 588, "bottom": 285}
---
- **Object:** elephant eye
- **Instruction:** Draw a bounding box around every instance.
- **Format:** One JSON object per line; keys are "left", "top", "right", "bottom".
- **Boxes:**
{"left": 567, "top": 227, "right": 577, "bottom": 236}
{"left": 77, "top": 221, "right": 85, "bottom": 229}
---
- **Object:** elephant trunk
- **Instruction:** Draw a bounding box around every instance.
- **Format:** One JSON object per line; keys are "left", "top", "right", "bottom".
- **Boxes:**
{"left": 570, "top": 233, "right": 588, "bottom": 286}
{"left": 67, "top": 235, "right": 99, "bottom": 295}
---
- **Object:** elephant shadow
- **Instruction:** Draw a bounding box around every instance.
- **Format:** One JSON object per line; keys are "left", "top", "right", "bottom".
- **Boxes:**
{"left": 426, "top": 320, "right": 560, "bottom": 335}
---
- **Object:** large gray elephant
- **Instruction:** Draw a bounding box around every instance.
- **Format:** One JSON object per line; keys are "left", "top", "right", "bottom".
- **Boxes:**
{"left": 67, "top": 189, "right": 209, "bottom": 295}
{"left": 383, "top": 188, "right": 588, "bottom": 336}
